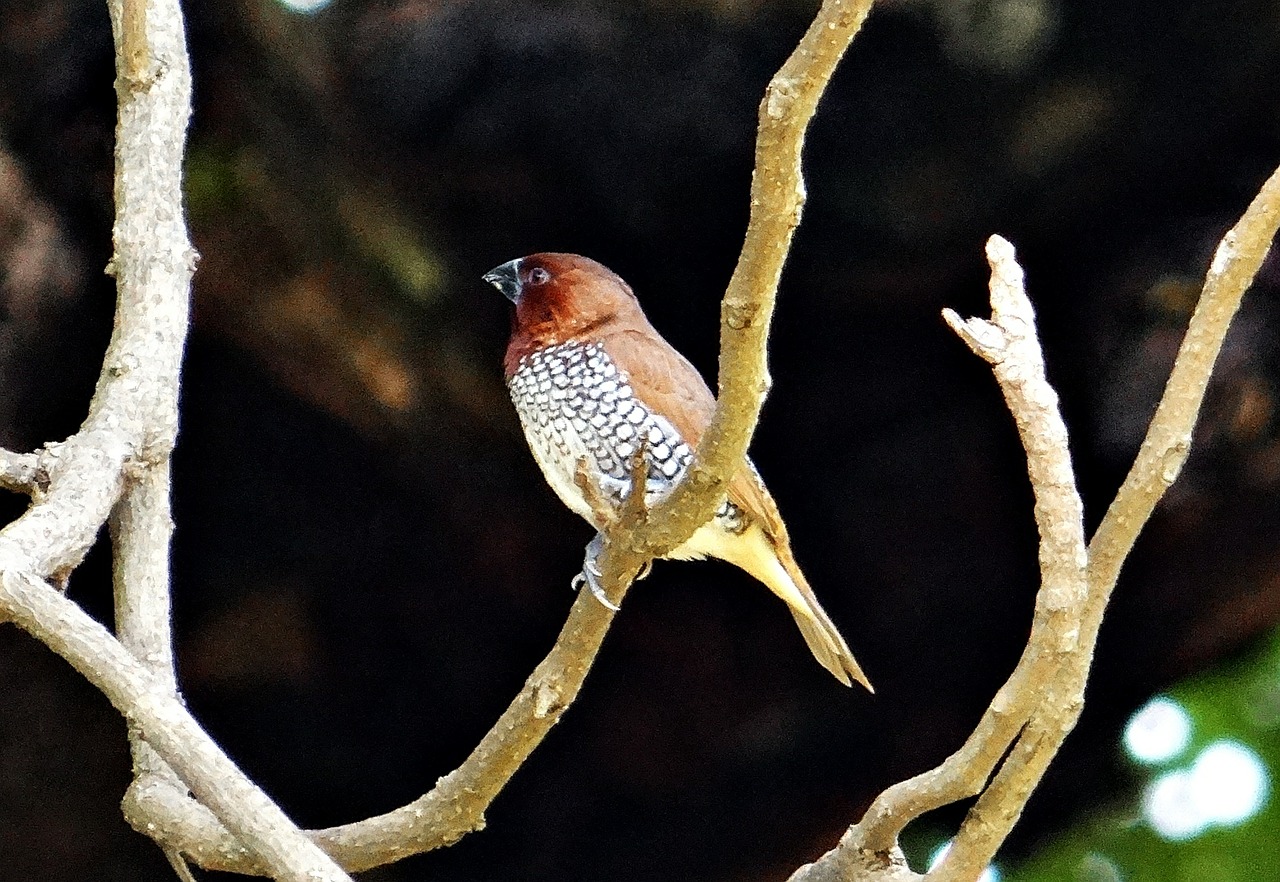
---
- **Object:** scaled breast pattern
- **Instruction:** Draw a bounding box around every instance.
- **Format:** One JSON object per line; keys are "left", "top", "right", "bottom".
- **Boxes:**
{"left": 507, "top": 341, "right": 743, "bottom": 531}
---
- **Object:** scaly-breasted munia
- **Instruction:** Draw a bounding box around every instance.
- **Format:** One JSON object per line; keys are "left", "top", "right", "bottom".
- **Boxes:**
{"left": 484, "top": 253, "right": 871, "bottom": 690}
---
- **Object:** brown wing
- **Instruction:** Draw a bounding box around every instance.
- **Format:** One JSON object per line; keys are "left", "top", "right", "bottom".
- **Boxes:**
{"left": 601, "top": 326, "right": 789, "bottom": 545}
{"left": 727, "top": 460, "right": 791, "bottom": 546}
{"left": 601, "top": 326, "right": 717, "bottom": 445}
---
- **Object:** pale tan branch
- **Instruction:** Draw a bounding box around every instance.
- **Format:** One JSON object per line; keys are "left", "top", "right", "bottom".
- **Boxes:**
{"left": 796, "top": 159, "right": 1280, "bottom": 882}
{"left": 623, "top": 0, "right": 878, "bottom": 563}
{"left": 113, "top": 461, "right": 190, "bottom": 858}
{"left": 1086, "top": 163, "right": 1280, "bottom": 638}
{"left": 100, "top": 0, "right": 350, "bottom": 875}
{"left": 819, "top": 238, "right": 1087, "bottom": 871}
{"left": 126, "top": 0, "right": 881, "bottom": 875}
{"left": 0, "top": 447, "right": 41, "bottom": 494}
{"left": 0, "top": 0, "right": 355, "bottom": 880}
{"left": 786, "top": 841, "right": 920, "bottom": 882}
{"left": 1, "top": 570, "right": 350, "bottom": 882}
{"left": 933, "top": 686, "right": 1083, "bottom": 882}
{"left": 793, "top": 236, "right": 1087, "bottom": 881}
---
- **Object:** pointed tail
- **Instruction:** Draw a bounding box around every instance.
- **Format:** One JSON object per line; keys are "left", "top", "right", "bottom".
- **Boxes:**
{"left": 752, "top": 532, "right": 871, "bottom": 691}
{"left": 779, "top": 551, "right": 873, "bottom": 691}
{"left": 677, "top": 517, "right": 873, "bottom": 690}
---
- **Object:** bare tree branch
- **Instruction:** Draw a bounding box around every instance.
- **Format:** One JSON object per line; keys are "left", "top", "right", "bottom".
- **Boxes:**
{"left": 1085, "top": 163, "right": 1280, "bottom": 637}
{"left": 10, "top": 0, "right": 1269, "bottom": 877}
{"left": 610, "top": 0, "right": 879, "bottom": 570}
{"left": 119, "top": 0, "right": 882, "bottom": 874}
{"left": 792, "top": 162, "right": 1280, "bottom": 882}
{"left": 789, "top": 237, "right": 1090, "bottom": 882}
{"left": 0, "top": 0, "right": 355, "bottom": 879}
{"left": 0, "top": 447, "right": 41, "bottom": 494}
{"left": 100, "top": 0, "right": 353, "bottom": 874}
{"left": 929, "top": 168, "right": 1280, "bottom": 878}
{"left": 2, "top": 572, "right": 354, "bottom": 882}
{"left": 111, "top": 458, "right": 192, "bottom": 874}
{"left": 923, "top": 238, "right": 1088, "bottom": 881}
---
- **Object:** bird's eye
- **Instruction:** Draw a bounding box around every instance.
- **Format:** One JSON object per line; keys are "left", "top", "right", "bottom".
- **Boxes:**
{"left": 527, "top": 267, "right": 551, "bottom": 286}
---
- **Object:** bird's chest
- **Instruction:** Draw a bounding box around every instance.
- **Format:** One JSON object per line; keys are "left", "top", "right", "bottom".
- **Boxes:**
{"left": 507, "top": 342, "right": 693, "bottom": 525}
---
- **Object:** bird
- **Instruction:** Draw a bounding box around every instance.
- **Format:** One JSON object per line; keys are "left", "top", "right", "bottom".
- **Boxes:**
{"left": 484, "top": 252, "right": 871, "bottom": 690}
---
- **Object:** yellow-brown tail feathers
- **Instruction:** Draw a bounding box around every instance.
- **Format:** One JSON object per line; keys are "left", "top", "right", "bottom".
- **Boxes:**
{"left": 747, "top": 537, "right": 870, "bottom": 686}
{"left": 785, "top": 584, "right": 873, "bottom": 691}
{"left": 670, "top": 519, "right": 872, "bottom": 690}
{"left": 747, "top": 531, "right": 872, "bottom": 690}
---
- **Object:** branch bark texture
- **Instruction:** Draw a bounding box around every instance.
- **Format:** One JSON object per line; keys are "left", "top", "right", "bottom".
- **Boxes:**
{"left": 791, "top": 162, "right": 1280, "bottom": 882}
{"left": 21, "top": 2, "right": 1273, "bottom": 881}
{"left": 614, "top": 0, "right": 877, "bottom": 568}
{"left": 0, "top": 1, "right": 354, "bottom": 880}
{"left": 118, "top": 0, "right": 880, "bottom": 874}
{"left": 1, "top": 0, "right": 882, "bottom": 879}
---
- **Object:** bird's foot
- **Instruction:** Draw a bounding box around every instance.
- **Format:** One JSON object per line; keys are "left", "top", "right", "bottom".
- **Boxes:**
{"left": 571, "top": 532, "right": 619, "bottom": 611}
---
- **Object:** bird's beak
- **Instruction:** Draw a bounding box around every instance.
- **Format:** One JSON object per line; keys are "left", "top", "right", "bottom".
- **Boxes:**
{"left": 482, "top": 258, "right": 522, "bottom": 303}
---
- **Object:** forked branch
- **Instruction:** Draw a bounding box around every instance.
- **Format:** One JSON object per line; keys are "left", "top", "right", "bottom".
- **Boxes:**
{"left": 791, "top": 164, "right": 1280, "bottom": 882}
{"left": 63, "top": 0, "right": 885, "bottom": 877}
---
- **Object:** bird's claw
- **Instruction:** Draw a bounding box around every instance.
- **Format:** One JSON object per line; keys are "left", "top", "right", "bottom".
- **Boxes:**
{"left": 571, "top": 563, "right": 617, "bottom": 611}
{"left": 573, "top": 533, "right": 619, "bottom": 611}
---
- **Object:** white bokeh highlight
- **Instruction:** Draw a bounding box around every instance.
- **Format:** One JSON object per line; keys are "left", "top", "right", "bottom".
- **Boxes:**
{"left": 927, "top": 841, "right": 1001, "bottom": 882}
{"left": 1124, "top": 696, "right": 1192, "bottom": 765}
{"left": 1142, "top": 739, "right": 1269, "bottom": 840}
{"left": 1143, "top": 769, "right": 1207, "bottom": 841}
{"left": 277, "top": 0, "right": 333, "bottom": 14}
{"left": 1189, "top": 740, "right": 1269, "bottom": 826}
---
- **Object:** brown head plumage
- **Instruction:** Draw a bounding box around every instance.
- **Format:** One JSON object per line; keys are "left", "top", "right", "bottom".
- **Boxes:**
{"left": 485, "top": 253, "right": 648, "bottom": 378}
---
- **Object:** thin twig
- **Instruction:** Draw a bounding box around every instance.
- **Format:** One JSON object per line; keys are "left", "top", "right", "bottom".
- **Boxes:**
{"left": 941, "top": 164, "right": 1280, "bottom": 882}
{"left": 1086, "top": 163, "right": 1280, "bottom": 637}
{"left": 0, "top": 448, "right": 41, "bottom": 494}
{"left": 164, "top": 847, "right": 200, "bottom": 882}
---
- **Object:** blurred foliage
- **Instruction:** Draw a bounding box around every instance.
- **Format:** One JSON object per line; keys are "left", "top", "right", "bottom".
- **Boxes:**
{"left": 993, "top": 629, "right": 1280, "bottom": 882}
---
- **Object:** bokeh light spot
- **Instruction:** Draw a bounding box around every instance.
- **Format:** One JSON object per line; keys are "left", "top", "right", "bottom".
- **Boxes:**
{"left": 1189, "top": 740, "right": 1269, "bottom": 826}
{"left": 1143, "top": 770, "right": 1207, "bottom": 841}
{"left": 1124, "top": 696, "right": 1192, "bottom": 765}
{"left": 276, "top": 0, "right": 332, "bottom": 15}
{"left": 1077, "top": 851, "right": 1124, "bottom": 882}
{"left": 928, "top": 841, "right": 1001, "bottom": 882}
{"left": 1142, "top": 740, "right": 1269, "bottom": 839}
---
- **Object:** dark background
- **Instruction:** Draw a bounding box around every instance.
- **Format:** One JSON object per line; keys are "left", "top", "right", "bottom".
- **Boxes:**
{"left": 0, "top": 0, "right": 1279, "bottom": 880}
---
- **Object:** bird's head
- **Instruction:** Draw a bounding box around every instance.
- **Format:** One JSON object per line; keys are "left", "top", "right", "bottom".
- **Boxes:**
{"left": 484, "top": 253, "right": 641, "bottom": 347}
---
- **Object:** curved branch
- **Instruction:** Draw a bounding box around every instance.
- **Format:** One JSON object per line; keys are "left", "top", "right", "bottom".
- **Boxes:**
{"left": 932, "top": 167, "right": 1280, "bottom": 874}
{"left": 613, "top": 0, "right": 878, "bottom": 567}
{"left": 794, "top": 160, "right": 1280, "bottom": 882}
{"left": 102, "top": 0, "right": 351, "bottom": 876}
{"left": 820, "top": 237, "right": 1087, "bottom": 867}
{"left": 128, "top": 0, "right": 881, "bottom": 874}
{"left": 2, "top": 571, "right": 351, "bottom": 882}
{"left": 0, "top": 1, "right": 354, "bottom": 880}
